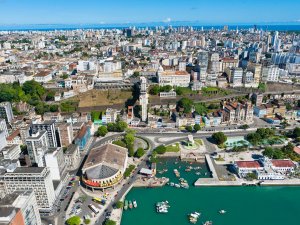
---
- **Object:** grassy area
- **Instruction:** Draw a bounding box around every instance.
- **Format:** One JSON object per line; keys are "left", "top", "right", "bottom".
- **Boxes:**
{"left": 175, "top": 87, "right": 198, "bottom": 95}
{"left": 165, "top": 143, "right": 180, "bottom": 152}
{"left": 194, "top": 139, "right": 203, "bottom": 145}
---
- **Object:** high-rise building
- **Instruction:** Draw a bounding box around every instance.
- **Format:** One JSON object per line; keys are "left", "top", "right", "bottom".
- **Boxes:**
{"left": 26, "top": 130, "right": 49, "bottom": 167}
{"left": 0, "top": 190, "right": 42, "bottom": 225}
{"left": 0, "top": 119, "right": 8, "bottom": 137}
{"left": 44, "top": 147, "right": 66, "bottom": 181}
{"left": 230, "top": 67, "right": 243, "bottom": 87}
{"left": 0, "top": 102, "right": 14, "bottom": 124}
{"left": 197, "top": 51, "right": 209, "bottom": 71}
{"left": 262, "top": 65, "right": 280, "bottom": 82}
{"left": 1, "top": 167, "right": 56, "bottom": 212}
{"left": 139, "top": 77, "right": 148, "bottom": 122}
{"left": 31, "top": 120, "right": 59, "bottom": 148}
{"left": 272, "top": 31, "right": 279, "bottom": 47}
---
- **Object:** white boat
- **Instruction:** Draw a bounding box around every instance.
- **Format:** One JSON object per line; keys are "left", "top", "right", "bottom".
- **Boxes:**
{"left": 175, "top": 184, "right": 181, "bottom": 188}
{"left": 219, "top": 210, "right": 226, "bottom": 214}
{"left": 170, "top": 182, "right": 175, "bottom": 186}
{"left": 133, "top": 200, "right": 137, "bottom": 208}
{"left": 203, "top": 221, "right": 213, "bottom": 225}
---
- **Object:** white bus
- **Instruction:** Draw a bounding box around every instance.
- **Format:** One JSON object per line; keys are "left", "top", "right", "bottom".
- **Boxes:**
{"left": 88, "top": 204, "right": 99, "bottom": 214}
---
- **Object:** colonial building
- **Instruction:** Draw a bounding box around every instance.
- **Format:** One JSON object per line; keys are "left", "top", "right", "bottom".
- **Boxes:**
{"left": 221, "top": 101, "right": 253, "bottom": 125}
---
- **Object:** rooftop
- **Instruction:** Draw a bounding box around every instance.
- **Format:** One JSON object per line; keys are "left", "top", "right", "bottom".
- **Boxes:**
{"left": 271, "top": 160, "right": 295, "bottom": 168}
{"left": 83, "top": 143, "right": 127, "bottom": 174}
{"left": 235, "top": 161, "right": 262, "bottom": 168}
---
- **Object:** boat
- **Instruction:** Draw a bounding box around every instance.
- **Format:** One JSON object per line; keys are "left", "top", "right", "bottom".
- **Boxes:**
{"left": 173, "top": 169, "right": 180, "bottom": 177}
{"left": 156, "top": 201, "right": 170, "bottom": 213}
{"left": 196, "top": 172, "right": 201, "bottom": 175}
{"left": 124, "top": 200, "right": 128, "bottom": 210}
{"left": 188, "top": 212, "right": 201, "bottom": 224}
{"left": 133, "top": 200, "right": 137, "bottom": 208}
{"left": 170, "top": 182, "right": 175, "bottom": 187}
{"left": 219, "top": 210, "right": 226, "bottom": 214}
{"left": 174, "top": 184, "right": 181, "bottom": 188}
{"left": 129, "top": 200, "right": 133, "bottom": 209}
{"left": 181, "top": 183, "right": 189, "bottom": 189}
{"left": 203, "top": 221, "right": 213, "bottom": 225}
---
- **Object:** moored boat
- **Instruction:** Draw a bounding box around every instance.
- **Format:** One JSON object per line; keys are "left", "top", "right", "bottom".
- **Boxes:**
{"left": 124, "top": 200, "right": 128, "bottom": 210}
{"left": 129, "top": 200, "right": 133, "bottom": 209}
{"left": 133, "top": 200, "right": 137, "bottom": 208}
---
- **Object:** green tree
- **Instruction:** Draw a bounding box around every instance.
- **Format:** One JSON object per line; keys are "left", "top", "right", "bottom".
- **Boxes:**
{"left": 84, "top": 219, "right": 91, "bottom": 224}
{"left": 186, "top": 125, "right": 193, "bottom": 132}
{"left": 194, "top": 124, "right": 201, "bottom": 132}
{"left": 149, "top": 85, "right": 160, "bottom": 95}
{"left": 258, "top": 83, "right": 266, "bottom": 92}
{"left": 112, "top": 140, "right": 127, "bottom": 148}
{"left": 124, "top": 133, "right": 135, "bottom": 147}
{"left": 107, "top": 123, "right": 117, "bottom": 132}
{"left": 45, "top": 91, "right": 55, "bottom": 101}
{"left": 97, "top": 126, "right": 108, "bottom": 137}
{"left": 212, "top": 132, "right": 227, "bottom": 145}
{"left": 194, "top": 103, "right": 208, "bottom": 115}
{"left": 49, "top": 105, "right": 59, "bottom": 112}
{"left": 246, "top": 132, "right": 262, "bottom": 146}
{"left": 22, "top": 80, "right": 46, "bottom": 99}
{"left": 293, "top": 127, "right": 300, "bottom": 138}
{"left": 135, "top": 147, "right": 145, "bottom": 158}
{"left": 263, "top": 147, "right": 274, "bottom": 158}
{"left": 154, "top": 145, "right": 167, "bottom": 154}
{"left": 61, "top": 73, "right": 69, "bottom": 79}
{"left": 115, "top": 201, "right": 124, "bottom": 209}
{"left": 116, "top": 121, "right": 128, "bottom": 132}
{"left": 66, "top": 216, "right": 81, "bottom": 225}
{"left": 105, "top": 220, "right": 117, "bottom": 225}
{"left": 177, "top": 98, "right": 193, "bottom": 113}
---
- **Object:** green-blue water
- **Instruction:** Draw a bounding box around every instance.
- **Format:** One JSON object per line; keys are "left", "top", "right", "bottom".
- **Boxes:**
{"left": 121, "top": 158, "right": 300, "bottom": 225}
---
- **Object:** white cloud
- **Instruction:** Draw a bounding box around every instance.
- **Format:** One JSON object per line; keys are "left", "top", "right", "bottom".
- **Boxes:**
{"left": 163, "top": 18, "right": 172, "bottom": 23}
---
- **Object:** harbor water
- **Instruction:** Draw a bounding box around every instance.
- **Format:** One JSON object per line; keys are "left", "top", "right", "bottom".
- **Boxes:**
{"left": 121, "top": 158, "right": 300, "bottom": 225}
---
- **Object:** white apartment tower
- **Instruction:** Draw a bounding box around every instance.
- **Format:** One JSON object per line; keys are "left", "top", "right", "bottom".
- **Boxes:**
{"left": 139, "top": 77, "right": 148, "bottom": 122}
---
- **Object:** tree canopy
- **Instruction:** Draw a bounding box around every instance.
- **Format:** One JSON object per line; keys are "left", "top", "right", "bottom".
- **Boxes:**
{"left": 66, "top": 216, "right": 81, "bottom": 225}
{"left": 177, "top": 98, "right": 193, "bottom": 113}
{"left": 212, "top": 132, "right": 227, "bottom": 145}
{"left": 154, "top": 145, "right": 167, "bottom": 154}
{"left": 97, "top": 126, "right": 108, "bottom": 137}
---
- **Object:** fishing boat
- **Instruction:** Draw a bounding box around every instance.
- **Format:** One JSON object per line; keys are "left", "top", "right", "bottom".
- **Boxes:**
{"left": 203, "top": 221, "right": 213, "bottom": 225}
{"left": 124, "top": 200, "right": 128, "bottom": 210}
{"left": 219, "top": 210, "right": 226, "bottom": 214}
{"left": 129, "top": 200, "right": 133, "bottom": 209}
{"left": 133, "top": 200, "right": 137, "bottom": 208}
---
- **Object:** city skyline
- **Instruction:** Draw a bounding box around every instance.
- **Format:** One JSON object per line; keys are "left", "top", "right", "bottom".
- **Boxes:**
{"left": 0, "top": 0, "right": 300, "bottom": 25}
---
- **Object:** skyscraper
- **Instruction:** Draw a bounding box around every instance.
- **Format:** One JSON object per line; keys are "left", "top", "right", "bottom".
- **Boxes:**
{"left": 0, "top": 102, "right": 14, "bottom": 124}
{"left": 139, "top": 77, "right": 148, "bottom": 122}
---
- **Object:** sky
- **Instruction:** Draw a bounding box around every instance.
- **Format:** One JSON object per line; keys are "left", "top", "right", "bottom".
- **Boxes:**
{"left": 0, "top": 0, "right": 300, "bottom": 25}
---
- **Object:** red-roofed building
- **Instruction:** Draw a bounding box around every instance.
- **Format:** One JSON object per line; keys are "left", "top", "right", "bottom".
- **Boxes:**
{"left": 234, "top": 160, "right": 264, "bottom": 177}
{"left": 293, "top": 146, "right": 300, "bottom": 155}
{"left": 271, "top": 160, "right": 295, "bottom": 173}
